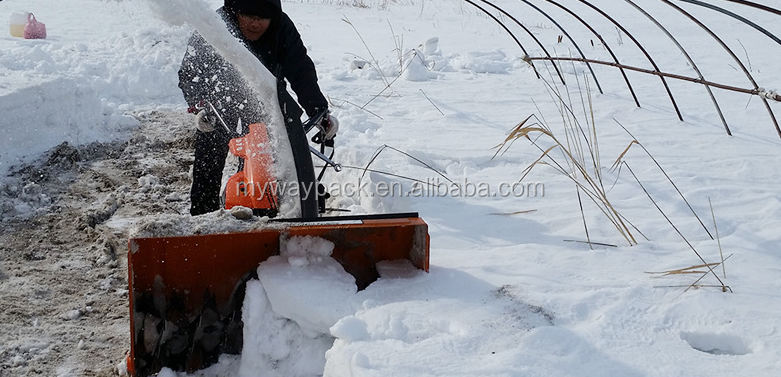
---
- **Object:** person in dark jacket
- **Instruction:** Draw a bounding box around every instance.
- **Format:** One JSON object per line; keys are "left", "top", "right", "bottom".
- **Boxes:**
{"left": 178, "top": 0, "right": 337, "bottom": 216}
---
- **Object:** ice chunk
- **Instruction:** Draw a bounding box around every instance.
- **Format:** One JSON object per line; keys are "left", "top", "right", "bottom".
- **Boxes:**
{"left": 239, "top": 280, "right": 335, "bottom": 377}
{"left": 257, "top": 236, "right": 357, "bottom": 334}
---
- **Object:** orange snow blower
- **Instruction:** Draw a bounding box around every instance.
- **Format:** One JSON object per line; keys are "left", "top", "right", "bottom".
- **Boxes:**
{"left": 223, "top": 122, "right": 279, "bottom": 217}
{"left": 126, "top": 110, "right": 430, "bottom": 377}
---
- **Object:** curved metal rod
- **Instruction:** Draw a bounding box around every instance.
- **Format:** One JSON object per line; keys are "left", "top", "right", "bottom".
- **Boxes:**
{"left": 680, "top": 0, "right": 781, "bottom": 47}
{"left": 542, "top": 0, "right": 641, "bottom": 108}
{"left": 623, "top": 0, "right": 729, "bottom": 133}
{"left": 660, "top": 0, "right": 781, "bottom": 138}
{"left": 475, "top": 0, "right": 566, "bottom": 85}
{"left": 514, "top": 0, "right": 604, "bottom": 94}
{"left": 574, "top": 0, "right": 683, "bottom": 119}
{"left": 462, "top": 0, "right": 541, "bottom": 79}
{"left": 715, "top": 0, "right": 781, "bottom": 16}
{"left": 524, "top": 56, "right": 781, "bottom": 101}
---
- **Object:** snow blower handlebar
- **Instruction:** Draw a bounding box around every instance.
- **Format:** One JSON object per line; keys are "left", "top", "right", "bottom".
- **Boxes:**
{"left": 310, "top": 146, "right": 341, "bottom": 172}
{"left": 205, "top": 101, "right": 237, "bottom": 137}
{"left": 304, "top": 108, "right": 329, "bottom": 134}
{"left": 304, "top": 108, "right": 342, "bottom": 172}
{"left": 193, "top": 103, "right": 340, "bottom": 172}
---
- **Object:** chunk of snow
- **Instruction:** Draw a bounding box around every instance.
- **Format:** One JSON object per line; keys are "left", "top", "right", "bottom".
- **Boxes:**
{"left": 330, "top": 316, "right": 370, "bottom": 343}
{"left": 256, "top": 236, "right": 357, "bottom": 334}
{"left": 240, "top": 236, "right": 359, "bottom": 375}
{"left": 239, "top": 280, "right": 335, "bottom": 377}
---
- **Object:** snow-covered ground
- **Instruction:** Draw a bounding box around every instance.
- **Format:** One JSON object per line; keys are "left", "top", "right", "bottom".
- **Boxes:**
{"left": 2, "top": 0, "right": 781, "bottom": 376}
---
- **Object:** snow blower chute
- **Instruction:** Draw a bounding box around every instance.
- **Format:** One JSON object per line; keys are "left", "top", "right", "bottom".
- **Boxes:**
{"left": 126, "top": 109, "right": 430, "bottom": 376}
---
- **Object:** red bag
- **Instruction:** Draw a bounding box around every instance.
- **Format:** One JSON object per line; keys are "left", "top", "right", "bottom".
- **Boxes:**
{"left": 24, "top": 13, "right": 46, "bottom": 40}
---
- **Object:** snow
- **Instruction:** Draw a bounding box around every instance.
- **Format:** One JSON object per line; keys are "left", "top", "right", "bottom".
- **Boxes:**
{"left": 0, "top": 0, "right": 189, "bottom": 175}
{"left": 3, "top": 0, "right": 781, "bottom": 376}
{"left": 235, "top": 236, "right": 358, "bottom": 376}
{"left": 257, "top": 236, "right": 357, "bottom": 334}
{"left": 239, "top": 279, "right": 333, "bottom": 377}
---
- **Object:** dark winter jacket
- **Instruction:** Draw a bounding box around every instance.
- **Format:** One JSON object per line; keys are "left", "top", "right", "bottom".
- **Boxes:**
{"left": 178, "top": 2, "right": 327, "bottom": 129}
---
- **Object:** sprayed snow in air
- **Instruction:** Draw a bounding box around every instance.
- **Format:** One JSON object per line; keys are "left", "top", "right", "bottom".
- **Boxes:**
{"left": 2, "top": 0, "right": 781, "bottom": 377}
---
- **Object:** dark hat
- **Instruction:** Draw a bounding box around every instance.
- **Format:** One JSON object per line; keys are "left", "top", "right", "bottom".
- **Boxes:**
{"left": 225, "top": 0, "right": 281, "bottom": 19}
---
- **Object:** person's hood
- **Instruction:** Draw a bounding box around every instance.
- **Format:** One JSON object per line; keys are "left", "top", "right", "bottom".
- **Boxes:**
{"left": 224, "top": 0, "right": 281, "bottom": 18}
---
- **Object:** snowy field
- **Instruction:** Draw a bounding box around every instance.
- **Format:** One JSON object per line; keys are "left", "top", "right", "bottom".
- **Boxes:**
{"left": 2, "top": 0, "right": 781, "bottom": 376}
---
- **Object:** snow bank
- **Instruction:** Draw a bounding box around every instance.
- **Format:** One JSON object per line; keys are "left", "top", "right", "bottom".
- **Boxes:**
{"left": 324, "top": 270, "right": 552, "bottom": 377}
{"left": 239, "top": 280, "right": 336, "bottom": 377}
{"left": 0, "top": 0, "right": 191, "bottom": 175}
{"left": 239, "top": 234, "right": 555, "bottom": 377}
{"left": 0, "top": 76, "right": 130, "bottom": 173}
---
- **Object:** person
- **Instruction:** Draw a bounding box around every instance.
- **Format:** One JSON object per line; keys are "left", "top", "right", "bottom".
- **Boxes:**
{"left": 178, "top": 0, "right": 338, "bottom": 216}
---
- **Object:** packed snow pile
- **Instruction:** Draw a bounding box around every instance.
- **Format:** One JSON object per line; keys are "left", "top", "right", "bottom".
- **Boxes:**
{"left": 128, "top": 210, "right": 278, "bottom": 238}
{"left": 257, "top": 236, "right": 357, "bottom": 333}
{"left": 238, "top": 236, "right": 353, "bottom": 377}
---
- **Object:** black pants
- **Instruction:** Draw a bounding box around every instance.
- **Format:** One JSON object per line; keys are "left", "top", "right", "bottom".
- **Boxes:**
{"left": 190, "top": 130, "right": 230, "bottom": 216}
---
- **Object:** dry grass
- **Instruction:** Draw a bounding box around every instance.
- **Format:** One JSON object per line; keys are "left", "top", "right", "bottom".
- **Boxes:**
{"left": 493, "top": 72, "right": 637, "bottom": 248}
{"left": 647, "top": 255, "right": 733, "bottom": 292}
{"left": 489, "top": 209, "right": 538, "bottom": 216}
{"left": 494, "top": 66, "right": 731, "bottom": 291}
{"left": 339, "top": 17, "right": 421, "bottom": 112}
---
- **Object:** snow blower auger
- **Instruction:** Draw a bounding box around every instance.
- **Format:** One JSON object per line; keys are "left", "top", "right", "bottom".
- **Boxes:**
{"left": 126, "top": 108, "right": 430, "bottom": 377}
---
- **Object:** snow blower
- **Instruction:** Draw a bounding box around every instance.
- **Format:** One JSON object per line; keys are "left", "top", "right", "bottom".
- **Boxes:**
{"left": 126, "top": 109, "right": 430, "bottom": 376}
